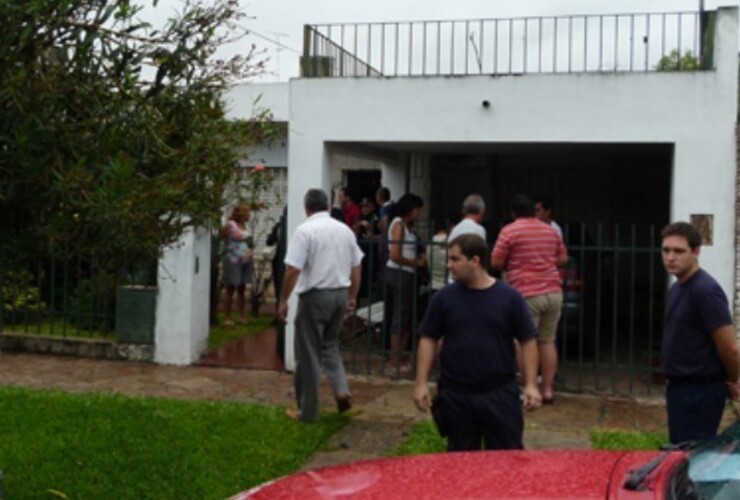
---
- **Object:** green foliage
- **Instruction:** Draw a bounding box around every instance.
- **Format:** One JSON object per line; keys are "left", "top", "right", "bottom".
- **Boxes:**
{"left": 0, "top": 386, "right": 347, "bottom": 499}
{"left": 1, "top": 269, "right": 46, "bottom": 319}
{"left": 656, "top": 49, "right": 700, "bottom": 71}
{"left": 390, "top": 420, "right": 446, "bottom": 456}
{"left": 67, "top": 273, "right": 117, "bottom": 332}
{"left": 590, "top": 429, "right": 668, "bottom": 450}
{"left": 0, "top": 0, "right": 267, "bottom": 273}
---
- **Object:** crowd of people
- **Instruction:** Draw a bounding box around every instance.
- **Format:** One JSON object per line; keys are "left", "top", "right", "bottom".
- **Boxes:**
{"left": 221, "top": 184, "right": 740, "bottom": 454}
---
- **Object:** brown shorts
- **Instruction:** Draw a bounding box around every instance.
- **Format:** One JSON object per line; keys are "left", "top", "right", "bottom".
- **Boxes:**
{"left": 525, "top": 292, "right": 563, "bottom": 343}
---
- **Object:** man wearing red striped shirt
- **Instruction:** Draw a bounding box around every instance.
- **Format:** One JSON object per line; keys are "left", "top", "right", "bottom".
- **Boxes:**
{"left": 491, "top": 194, "right": 568, "bottom": 404}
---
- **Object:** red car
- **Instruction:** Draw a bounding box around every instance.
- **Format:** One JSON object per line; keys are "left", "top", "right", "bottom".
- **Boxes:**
{"left": 232, "top": 422, "right": 740, "bottom": 499}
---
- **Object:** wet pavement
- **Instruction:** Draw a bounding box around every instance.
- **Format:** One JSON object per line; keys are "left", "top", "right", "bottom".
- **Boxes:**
{"left": 1, "top": 350, "right": 738, "bottom": 472}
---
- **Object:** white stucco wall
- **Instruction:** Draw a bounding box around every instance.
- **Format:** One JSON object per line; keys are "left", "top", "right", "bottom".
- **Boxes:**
{"left": 154, "top": 226, "right": 211, "bottom": 365}
{"left": 282, "top": 8, "right": 739, "bottom": 369}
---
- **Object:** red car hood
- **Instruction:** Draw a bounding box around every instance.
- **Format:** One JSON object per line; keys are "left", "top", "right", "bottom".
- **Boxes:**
{"left": 233, "top": 449, "right": 673, "bottom": 499}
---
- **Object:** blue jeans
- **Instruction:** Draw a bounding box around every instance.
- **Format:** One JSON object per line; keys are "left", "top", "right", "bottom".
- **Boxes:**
{"left": 666, "top": 379, "right": 727, "bottom": 444}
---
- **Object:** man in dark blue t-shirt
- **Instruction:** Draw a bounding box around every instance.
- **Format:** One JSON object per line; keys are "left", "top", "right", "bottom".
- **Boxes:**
{"left": 660, "top": 222, "right": 740, "bottom": 444}
{"left": 414, "top": 234, "right": 542, "bottom": 451}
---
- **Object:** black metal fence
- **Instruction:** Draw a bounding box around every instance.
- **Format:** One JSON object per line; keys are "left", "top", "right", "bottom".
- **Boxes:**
{"left": 0, "top": 246, "right": 156, "bottom": 342}
{"left": 304, "top": 10, "right": 712, "bottom": 77}
{"left": 342, "top": 222, "right": 667, "bottom": 398}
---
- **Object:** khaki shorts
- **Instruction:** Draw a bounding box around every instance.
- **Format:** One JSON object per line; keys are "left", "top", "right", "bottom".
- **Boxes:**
{"left": 525, "top": 292, "right": 563, "bottom": 343}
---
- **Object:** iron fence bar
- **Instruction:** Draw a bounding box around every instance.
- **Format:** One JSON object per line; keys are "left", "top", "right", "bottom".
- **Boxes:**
{"left": 629, "top": 14, "right": 635, "bottom": 71}
{"left": 409, "top": 22, "right": 413, "bottom": 76}
{"left": 583, "top": 16, "right": 587, "bottom": 72}
{"left": 450, "top": 21, "right": 455, "bottom": 74}
{"left": 523, "top": 19, "right": 528, "bottom": 72}
{"left": 436, "top": 21, "right": 441, "bottom": 75}
{"left": 568, "top": 16, "right": 572, "bottom": 73}
{"left": 480, "top": 19, "right": 485, "bottom": 74}
{"left": 367, "top": 23, "right": 372, "bottom": 77}
{"left": 538, "top": 17, "right": 542, "bottom": 73}
{"left": 553, "top": 17, "right": 558, "bottom": 72}
{"left": 62, "top": 246, "right": 70, "bottom": 337}
{"left": 614, "top": 15, "right": 619, "bottom": 71}
{"left": 661, "top": 14, "right": 666, "bottom": 61}
{"left": 394, "top": 22, "right": 400, "bottom": 76}
{"left": 422, "top": 22, "right": 426, "bottom": 75}
{"left": 465, "top": 20, "right": 470, "bottom": 75}
{"left": 610, "top": 225, "right": 619, "bottom": 394}
{"left": 354, "top": 26, "right": 358, "bottom": 75}
{"left": 494, "top": 19, "right": 499, "bottom": 74}
{"left": 599, "top": 16, "right": 603, "bottom": 72}
{"left": 381, "top": 23, "right": 386, "bottom": 75}
{"left": 594, "top": 223, "right": 603, "bottom": 390}
{"left": 647, "top": 225, "right": 657, "bottom": 395}
{"left": 645, "top": 14, "right": 650, "bottom": 72}
{"left": 508, "top": 18, "right": 513, "bottom": 74}
{"left": 628, "top": 225, "right": 637, "bottom": 395}
{"left": 677, "top": 14, "right": 683, "bottom": 69}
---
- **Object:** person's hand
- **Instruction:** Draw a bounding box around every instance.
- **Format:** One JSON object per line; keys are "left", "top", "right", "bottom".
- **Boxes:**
{"left": 346, "top": 297, "right": 357, "bottom": 316}
{"left": 416, "top": 255, "right": 428, "bottom": 267}
{"left": 727, "top": 380, "right": 740, "bottom": 401}
{"left": 414, "top": 383, "right": 432, "bottom": 412}
{"left": 277, "top": 301, "right": 288, "bottom": 323}
{"left": 522, "top": 383, "right": 542, "bottom": 411}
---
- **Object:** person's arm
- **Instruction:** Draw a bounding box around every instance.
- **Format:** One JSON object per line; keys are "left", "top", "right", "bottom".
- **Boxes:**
{"left": 556, "top": 239, "right": 568, "bottom": 267}
{"left": 414, "top": 336, "right": 438, "bottom": 412}
{"left": 347, "top": 264, "right": 361, "bottom": 314}
{"left": 519, "top": 337, "right": 542, "bottom": 410}
{"left": 491, "top": 254, "right": 506, "bottom": 271}
{"left": 218, "top": 221, "right": 232, "bottom": 240}
{"left": 490, "top": 232, "right": 509, "bottom": 271}
{"left": 711, "top": 325, "right": 740, "bottom": 400}
{"left": 277, "top": 266, "right": 300, "bottom": 322}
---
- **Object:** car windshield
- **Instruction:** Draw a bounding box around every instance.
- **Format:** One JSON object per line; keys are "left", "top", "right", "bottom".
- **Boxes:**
{"left": 670, "top": 421, "right": 740, "bottom": 499}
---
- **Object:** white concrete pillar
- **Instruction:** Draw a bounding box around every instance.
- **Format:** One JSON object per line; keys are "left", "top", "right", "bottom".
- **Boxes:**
{"left": 154, "top": 225, "right": 211, "bottom": 365}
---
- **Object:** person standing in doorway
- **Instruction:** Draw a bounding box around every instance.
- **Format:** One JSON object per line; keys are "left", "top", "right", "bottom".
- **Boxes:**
{"left": 338, "top": 186, "right": 361, "bottom": 228}
{"left": 491, "top": 194, "right": 568, "bottom": 404}
{"left": 660, "top": 221, "right": 740, "bottom": 444}
{"left": 414, "top": 234, "right": 542, "bottom": 451}
{"left": 277, "top": 189, "right": 364, "bottom": 422}
{"left": 219, "top": 202, "right": 254, "bottom": 327}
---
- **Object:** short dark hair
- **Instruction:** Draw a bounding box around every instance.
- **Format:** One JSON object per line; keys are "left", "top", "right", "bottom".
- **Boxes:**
{"left": 376, "top": 187, "right": 391, "bottom": 202}
{"left": 339, "top": 186, "right": 353, "bottom": 200}
{"left": 661, "top": 221, "right": 702, "bottom": 250}
{"left": 510, "top": 194, "right": 535, "bottom": 217}
{"left": 449, "top": 234, "right": 489, "bottom": 268}
{"left": 394, "top": 193, "right": 424, "bottom": 218}
{"left": 304, "top": 188, "right": 329, "bottom": 213}
{"left": 534, "top": 195, "right": 553, "bottom": 210}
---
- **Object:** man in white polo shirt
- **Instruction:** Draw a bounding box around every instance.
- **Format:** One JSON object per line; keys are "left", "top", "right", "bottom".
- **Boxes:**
{"left": 277, "top": 188, "right": 364, "bottom": 422}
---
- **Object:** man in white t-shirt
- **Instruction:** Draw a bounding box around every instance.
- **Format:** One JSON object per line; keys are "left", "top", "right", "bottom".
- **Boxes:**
{"left": 278, "top": 188, "right": 364, "bottom": 422}
{"left": 447, "top": 194, "right": 487, "bottom": 243}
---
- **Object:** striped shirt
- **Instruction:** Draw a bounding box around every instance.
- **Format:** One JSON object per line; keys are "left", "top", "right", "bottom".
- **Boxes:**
{"left": 491, "top": 217, "right": 567, "bottom": 298}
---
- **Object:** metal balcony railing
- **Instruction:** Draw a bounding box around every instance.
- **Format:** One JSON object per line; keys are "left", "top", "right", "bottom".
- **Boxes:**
{"left": 302, "top": 10, "right": 714, "bottom": 77}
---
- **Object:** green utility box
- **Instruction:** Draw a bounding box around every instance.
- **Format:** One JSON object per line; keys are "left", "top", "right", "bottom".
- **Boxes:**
{"left": 116, "top": 286, "right": 156, "bottom": 344}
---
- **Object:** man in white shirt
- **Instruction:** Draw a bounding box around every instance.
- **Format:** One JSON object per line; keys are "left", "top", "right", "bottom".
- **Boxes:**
{"left": 447, "top": 194, "right": 487, "bottom": 243}
{"left": 278, "top": 188, "right": 364, "bottom": 422}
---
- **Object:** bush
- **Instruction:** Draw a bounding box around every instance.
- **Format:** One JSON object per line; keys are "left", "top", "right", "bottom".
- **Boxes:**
{"left": 67, "top": 273, "right": 117, "bottom": 333}
{"left": 1, "top": 269, "right": 46, "bottom": 323}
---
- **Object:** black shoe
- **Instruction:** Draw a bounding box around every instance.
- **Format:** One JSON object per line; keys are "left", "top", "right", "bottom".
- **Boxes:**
{"left": 336, "top": 395, "right": 352, "bottom": 414}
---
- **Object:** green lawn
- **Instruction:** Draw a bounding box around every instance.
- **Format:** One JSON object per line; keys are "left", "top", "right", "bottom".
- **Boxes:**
{"left": 392, "top": 420, "right": 668, "bottom": 456}
{"left": 0, "top": 386, "right": 346, "bottom": 499}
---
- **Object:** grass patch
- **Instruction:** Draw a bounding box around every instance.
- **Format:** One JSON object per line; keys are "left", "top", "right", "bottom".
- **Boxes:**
{"left": 1, "top": 317, "right": 114, "bottom": 339}
{"left": 390, "top": 420, "right": 446, "bottom": 456}
{"left": 0, "top": 386, "right": 346, "bottom": 499}
{"left": 208, "top": 313, "right": 275, "bottom": 349}
{"left": 590, "top": 429, "right": 668, "bottom": 450}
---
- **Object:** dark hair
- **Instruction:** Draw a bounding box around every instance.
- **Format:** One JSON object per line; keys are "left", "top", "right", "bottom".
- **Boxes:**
{"left": 376, "top": 187, "right": 391, "bottom": 202}
{"left": 339, "top": 186, "right": 353, "bottom": 201}
{"left": 393, "top": 193, "right": 424, "bottom": 218}
{"left": 661, "top": 221, "right": 702, "bottom": 250}
{"left": 304, "top": 188, "right": 329, "bottom": 213}
{"left": 534, "top": 195, "right": 553, "bottom": 211}
{"left": 449, "top": 234, "right": 489, "bottom": 268}
{"left": 510, "top": 194, "right": 535, "bottom": 217}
